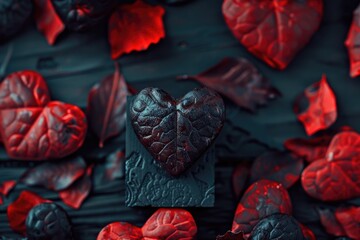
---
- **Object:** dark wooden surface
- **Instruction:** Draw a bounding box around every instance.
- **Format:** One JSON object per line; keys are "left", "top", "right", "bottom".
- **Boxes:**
{"left": 1, "top": 0, "right": 360, "bottom": 239}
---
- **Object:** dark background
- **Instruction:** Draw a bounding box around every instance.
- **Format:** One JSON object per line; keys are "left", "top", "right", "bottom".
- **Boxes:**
{"left": 1, "top": 0, "right": 360, "bottom": 239}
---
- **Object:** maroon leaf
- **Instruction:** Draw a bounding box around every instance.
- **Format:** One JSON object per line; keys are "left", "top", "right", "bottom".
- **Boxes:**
{"left": 302, "top": 131, "right": 360, "bottom": 201}
{"left": 87, "top": 64, "right": 132, "bottom": 147}
{"left": 0, "top": 101, "right": 87, "bottom": 160}
{"left": 33, "top": 0, "right": 65, "bottom": 45}
{"left": 250, "top": 151, "right": 304, "bottom": 189}
{"left": 232, "top": 162, "right": 250, "bottom": 200}
{"left": 104, "top": 150, "right": 125, "bottom": 180}
{"left": 222, "top": 0, "right": 323, "bottom": 69}
{"left": 0, "top": 180, "right": 16, "bottom": 205}
{"left": 59, "top": 165, "right": 93, "bottom": 209}
{"left": 178, "top": 58, "right": 280, "bottom": 112}
{"left": 294, "top": 75, "right": 337, "bottom": 136}
{"left": 21, "top": 157, "right": 86, "bottom": 191}
{"left": 345, "top": 3, "right": 360, "bottom": 78}
{"left": 97, "top": 222, "right": 143, "bottom": 240}
{"left": 7, "top": 191, "right": 51, "bottom": 235}
{"left": 216, "top": 231, "right": 245, "bottom": 240}
{"left": 232, "top": 180, "right": 292, "bottom": 234}
{"left": 300, "top": 223, "right": 316, "bottom": 240}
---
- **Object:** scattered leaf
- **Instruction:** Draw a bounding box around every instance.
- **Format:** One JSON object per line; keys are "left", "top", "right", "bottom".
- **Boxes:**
{"left": 59, "top": 165, "right": 93, "bottom": 209}
{"left": 33, "top": 0, "right": 65, "bottom": 45}
{"left": 216, "top": 231, "right": 245, "bottom": 240}
{"left": 109, "top": 0, "right": 165, "bottom": 59}
{"left": 232, "top": 180, "right": 292, "bottom": 234}
{"left": 345, "top": 3, "right": 360, "bottom": 78}
{"left": 87, "top": 64, "right": 131, "bottom": 147}
{"left": 232, "top": 162, "right": 250, "bottom": 200}
{"left": 294, "top": 75, "right": 337, "bottom": 136}
{"left": 250, "top": 151, "right": 304, "bottom": 189}
{"left": 97, "top": 222, "right": 143, "bottom": 240}
{"left": 178, "top": 58, "right": 280, "bottom": 112}
{"left": 7, "top": 191, "right": 50, "bottom": 235}
{"left": 302, "top": 131, "right": 360, "bottom": 201}
{"left": 104, "top": 150, "right": 125, "bottom": 180}
{"left": 21, "top": 157, "right": 86, "bottom": 191}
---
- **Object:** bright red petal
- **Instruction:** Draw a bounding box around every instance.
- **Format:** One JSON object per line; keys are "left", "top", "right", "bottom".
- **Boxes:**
{"left": 33, "top": 0, "right": 65, "bottom": 45}
{"left": 294, "top": 75, "right": 337, "bottom": 136}
{"left": 345, "top": 3, "right": 360, "bottom": 78}
{"left": 7, "top": 191, "right": 50, "bottom": 235}
{"left": 109, "top": 0, "right": 165, "bottom": 59}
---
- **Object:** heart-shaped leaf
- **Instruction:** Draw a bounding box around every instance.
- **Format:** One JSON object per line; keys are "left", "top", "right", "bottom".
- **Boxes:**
{"left": 345, "top": 3, "right": 360, "bottom": 78}
{"left": 130, "top": 87, "right": 225, "bottom": 176}
{"left": 0, "top": 101, "right": 87, "bottom": 160}
{"left": 178, "top": 58, "right": 280, "bottom": 112}
{"left": 232, "top": 180, "right": 292, "bottom": 234}
{"left": 7, "top": 191, "right": 51, "bottom": 235}
{"left": 87, "top": 64, "right": 132, "bottom": 147}
{"left": 109, "top": 0, "right": 165, "bottom": 59}
{"left": 97, "top": 222, "right": 143, "bottom": 240}
{"left": 21, "top": 156, "right": 86, "bottom": 191}
{"left": 302, "top": 131, "right": 360, "bottom": 201}
{"left": 33, "top": 0, "right": 65, "bottom": 45}
{"left": 222, "top": 0, "right": 323, "bottom": 69}
{"left": 294, "top": 75, "right": 337, "bottom": 136}
{"left": 250, "top": 151, "right": 304, "bottom": 189}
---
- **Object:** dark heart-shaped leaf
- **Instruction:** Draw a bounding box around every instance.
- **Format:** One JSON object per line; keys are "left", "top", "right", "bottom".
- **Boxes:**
{"left": 302, "top": 131, "right": 360, "bottom": 201}
{"left": 294, "top": 75, "right": 337, "bottom": 136}
{"left": 232, "top": 162, "right": 251, "bottom": 200}
{"left": 0, "top": 180, "right": 16, "bottom": 205}
{"left": 222, "top": 0, "right": 323, "bottom": 69}
{"left": 59, "top": 165, "right": 93, "bottom": 209}
{"left": 319, "top": 207, "right": 360, "bottom": 239}
{"left": 299, "top": 223, "right": 316, "bottom": 240}
{"left": 142, "top": 208, "right": 197, "bottom": 239}
{"left": 232, "top": 180, "right": 292, "bottom": 234}
{"left": 130, "top": 87, "right": 225, "bottom": 176}
{"left": 216, "top": 231, "right": 245, "bottom": 240}
{"left": 21, "top": 156, "right": 86, "bottom": 191}
{"left": 345, "top": 3, "right": 360, "bottom": 78}
{"left": 87, "top": 64, "right": 132, "bottom": 147}
{"left": 109, "top": 0, "right": 165, "bottom": 59}
{"left": 250, "top": 214, "right": 304, "bottom": 240}
{"left": 7, "top": 191, "right": 51, "bottom": 235}
{"left": 178, "top": 58, "right": 280, "bottom": 112}
{"left": 97, "top": 222, "right": 143, "bottom": 240}
{"left": 33, "top": 0, "right": 65, "bottom": 45}
{"left": 250, "top": 151, "right": 304, "bottom": 189}
{"left": 0, "top": 101, "right": 87, "bottom": 160}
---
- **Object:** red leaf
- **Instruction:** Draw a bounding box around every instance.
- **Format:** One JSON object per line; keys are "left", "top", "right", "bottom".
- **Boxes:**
{"left": 0, "top": 180, "right": 16, "bottom": 196}
{"left": 87, "top": 65, "right": 132, "bottom": 147}
{"left": 299, "top": 223, "right": 316, "bottom": 240}
{"left": 7, "top": 191, "right": 50, "bottom": 235}
{"left": 108, "top": 0, "right": 165, "bottom": 59}
{"left": 250, "top": 151, "right": 304, "bottom": 189}
{"left": 59, "top": 165, "right": 93, "bottom": 209}
{"left": 142, "top": 208, "right": 197, "bottom": 239}
{"left": 33, "top": 0, "right": 65, "bottom": 45}
{"left": 216, "top": 231, "right": 245, "bottom": 240}
{"left": 345, "top": 3, "right": 360, "bottom": 78}
{"left": 294, "top": 75, "right": 337, "bottom": 136}
{"left": 104, "top": 150, "right": 125, "bottom": 180}
{"left": 222, "top": 0, "right": 323, "bottom": 69}
{"left": 97, "top": 222, "right": 143, "bottom": 240}
{"left": 232, "top": 180, "right": 292, "bottom": 234}
{"left": 302, "top": 131, "right": 360, "bottom": 201}
{"left": 0, "top": 101, "right": 87, "bottom": 160}
{"left": 178, "top": 58, "right": 280, "bottom": 112}
{"left": 21, "top": 157, "right": 86, "bottom": 191}
{"left": 232, "top": 163, "right": 250, "bottom": 200}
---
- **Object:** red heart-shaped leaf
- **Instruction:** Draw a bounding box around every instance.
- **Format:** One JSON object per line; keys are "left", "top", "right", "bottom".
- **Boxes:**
{"left": 178, "top": 58, "right": 280, "bottom": 112}
{"left": 21, "top": 156, "right": 86, "bottom": 191}
{"left": 97, "top": 222, "right": 143, "bottom": 240}
{"left": 302, "top": 131, "right": 360, "bottom": 201}
{"left": 59, "top": 165, "right": 93, "bottom": 209}
{"left": 222, "top": 0, "right": 323, "bottom": 69}
{"left": 7, "top": 191, "right": 51, "bottom": 235}
{"left": 33, "top": 0, "right": 65, "bottom": 45}
{"left": 108, "top": 0, "right": 165, "bottom": 59}
{"left": 250, "top": 151, "right": 304, "bottom": 189}
{"left": 294, "top": 75, "right": 337, "bottom": 136}
{"left": 345, "top": 3, "right": 360, "bottom": 78}
{"left": 232, "top": 180, "right": 292, "bottom": 234}
{"left": 0, "top": 101, "right": 87, "bottom": 160}
{"left": 87, "top": 65, "right": 132, "bottom": 147}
